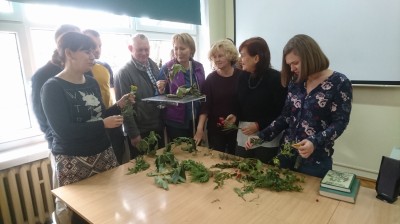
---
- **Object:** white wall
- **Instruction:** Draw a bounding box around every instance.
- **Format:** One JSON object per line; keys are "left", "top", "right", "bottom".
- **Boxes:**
{"left": 234, "top": 0, "right": 400, "bottom": 83}
{"left": 210, "top": 1, "right": 400, "bottom": 180}
{"left": 334, "top": 86, "right": 400, "bottom": 179}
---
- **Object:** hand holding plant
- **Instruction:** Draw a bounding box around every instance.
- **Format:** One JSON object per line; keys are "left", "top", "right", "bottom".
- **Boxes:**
{"left": 217, "top": 117, "right": 240, "bottom": 132}
{"left": 121, "top": 85, "right": 137, "bottom": 127}
{"left": 244, "top": 136, "right": 264, "bottom": 150}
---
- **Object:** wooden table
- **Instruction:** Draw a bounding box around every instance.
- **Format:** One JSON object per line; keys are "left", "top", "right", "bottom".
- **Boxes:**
{"left": 52, "top": 147, "right": 400, "bottom": 224}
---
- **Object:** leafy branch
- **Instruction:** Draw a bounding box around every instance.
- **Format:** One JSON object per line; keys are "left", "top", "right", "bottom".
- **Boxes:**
{"left": 121, "top": 85, "right": 137, "bottom": 126}
{"left": 137, "top": 131, "right": 161, "bottom": 157}
{"left": 126, "top": 131, "right": 160, "bottom": 175}
{"left": 167, "top": 64, "right": 186, "bottom": 82}
{"left": 126, "top": 156, "right": 150, "bottom": 174}
{"left": 165, "top": 137, "right": 197, "bottom": 153}
{"left": 272, "top": 142, "right": 296, "bottom": 167}
{"left": 212, "top": 158, "right": 304, "bottom": 199}
{"left": 148, "top": 150, "right": 211, "bottom": 190}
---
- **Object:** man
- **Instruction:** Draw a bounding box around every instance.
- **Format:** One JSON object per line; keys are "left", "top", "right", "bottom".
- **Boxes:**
{"left": 32, "top": 24, "right": 80, "bottom": 150}
{"left": 114, "top": 34, "right": 164, "bottom": 158}
{"left": 83, "top": 29, "right": 126, "bottom": 164}
{"left": 31, "top": 24, "right": 80, "bottom": 224}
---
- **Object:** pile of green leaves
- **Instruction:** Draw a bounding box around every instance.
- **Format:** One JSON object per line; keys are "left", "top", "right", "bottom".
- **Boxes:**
{"left": 125, "top": 137, "right": 305, "bottom": 199}
{"left": 166, "top": 84, "right": 202, "bottom": 99}
{"left": 165, "top": 137, "right": 197, "bottom": 153}
{"left": 147, "top": 150, "right": 210, "bottom": 190}
{"left": 212, "top": 158, "right": 304, "bottom": 199}
{"left": 126, "top": 156, "right": 150, "bottom": 174}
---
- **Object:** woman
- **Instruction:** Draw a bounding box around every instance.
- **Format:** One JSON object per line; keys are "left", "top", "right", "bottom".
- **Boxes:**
{"left": 245, "top": 34, "right": 352, "bottom": 178}
{"left": 157, "top": 33, "right": 205, "bottom": 141}
{"left": 41, "top": 32, "right": 133, "bottom": 187}
{"left": 193, "top": 39, "right": 240, "bottom": 154}
{"left": 226, "top": 37, "right": 287, "bottom": 163}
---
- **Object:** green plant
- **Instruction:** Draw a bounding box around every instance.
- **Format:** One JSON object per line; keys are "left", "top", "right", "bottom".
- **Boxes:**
{"left": 126, "top": 156, "right": 150, "bottom": 175}
{"left": 137, "top": 131, "right": 161, "bottom": 156}
{"left": 212, "top": 158, "right": 304, "bottom": 199}
{"left": 165, "top": 137, "right": 197, "bottom": 153}
{"left": 121, "top": 85, "right": 137, "bottom": 125}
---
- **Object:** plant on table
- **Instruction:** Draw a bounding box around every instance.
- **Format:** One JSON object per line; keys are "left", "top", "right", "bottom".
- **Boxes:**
{"left": 126, "top": 131, "right": 160, "bottom": 175}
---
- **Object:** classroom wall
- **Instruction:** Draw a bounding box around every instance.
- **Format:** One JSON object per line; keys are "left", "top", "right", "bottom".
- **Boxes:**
{"left": 334, "top": 87, "right": 400, "bottom": 179}
{"left": 209, "top": 1, "right": 400, "bottom": 180}
{"left": 208, "top": 0, "right": 235, "bottom": 45}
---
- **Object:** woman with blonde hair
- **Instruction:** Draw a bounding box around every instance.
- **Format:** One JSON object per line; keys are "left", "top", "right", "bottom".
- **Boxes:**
{"left": 193, "top": 39, "right": 240, "bottom": 154}
{"left": 157, "top": 33, "right": 205, "bottom": 141}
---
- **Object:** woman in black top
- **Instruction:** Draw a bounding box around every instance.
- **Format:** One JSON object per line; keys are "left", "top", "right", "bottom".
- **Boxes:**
{"left": 226, "top": 37, "right": 287, "bottom": 164}
{"left": 194, "top": 39, "right": 240, "bottom": 154}
{"left": 41, "top": 32, "right": 133, "bottom": 187}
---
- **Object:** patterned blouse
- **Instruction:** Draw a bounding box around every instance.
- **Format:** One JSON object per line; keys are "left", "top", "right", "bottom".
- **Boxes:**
{"left": 258, "top": 71, "right": 352, "bottom": 159}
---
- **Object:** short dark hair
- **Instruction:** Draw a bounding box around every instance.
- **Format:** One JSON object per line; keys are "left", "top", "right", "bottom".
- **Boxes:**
{"left": 57, "top": 32, "right": 95, "bottom": 63}
{"left": 239, "top": 37, "right": 271, "bottom": 75}
{"left": 281, "top": 34, "right": 329, "bottom": 87}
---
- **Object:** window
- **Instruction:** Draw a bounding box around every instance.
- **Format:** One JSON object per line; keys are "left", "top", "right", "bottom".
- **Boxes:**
{"left": 24, "top": 4, "right": 131, "bottom": 29}
{"left": 0, "top": 31, "right": 40, "bottom": 145}
{"left": 0, "top": 0, "right": 12, "bottom": 13}
{"left": 136, "top": 18, "right": 196, "bottom": 35}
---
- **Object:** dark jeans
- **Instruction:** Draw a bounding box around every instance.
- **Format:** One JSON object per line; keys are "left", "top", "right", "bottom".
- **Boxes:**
{"left": 165, "top": 120, "right": 197, "bottom": 142}
{"left": 107, "top": 127, "right": 125, "bottom": 164}
{"left": 208, "top": 129, "right": 237, "bottom": 155}
{"left": 279, "top": 154, "right": 332, "bottom": 178}
{"left": 235, "top": 145, "right": 279, "bottom": 164}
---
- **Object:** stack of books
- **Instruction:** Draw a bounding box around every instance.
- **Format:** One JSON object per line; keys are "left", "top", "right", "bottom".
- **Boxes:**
{"left": 319, "top": 170, "right": 360, "bottom": 203}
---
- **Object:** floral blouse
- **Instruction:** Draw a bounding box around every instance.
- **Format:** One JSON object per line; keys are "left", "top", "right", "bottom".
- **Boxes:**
{"left": 259, "top": 71, "right": 352, "bottom": 158}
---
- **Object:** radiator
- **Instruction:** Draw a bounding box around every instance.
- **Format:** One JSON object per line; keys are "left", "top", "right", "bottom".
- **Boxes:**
{"left": 0, "top": 159, "right": 54, "bottom": 224}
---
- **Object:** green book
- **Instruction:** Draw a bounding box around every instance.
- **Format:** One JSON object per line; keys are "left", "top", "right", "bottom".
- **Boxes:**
{"left": 320, "top": 170, "right": 356, "bottom": 192}
{"left": 319, "top": 178, "right": 361, "bottom": 203}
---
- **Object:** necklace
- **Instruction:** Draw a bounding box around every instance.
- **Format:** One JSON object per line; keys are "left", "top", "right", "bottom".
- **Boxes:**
{"left": 248, "top": 75, "right": 263, "bottom": 89}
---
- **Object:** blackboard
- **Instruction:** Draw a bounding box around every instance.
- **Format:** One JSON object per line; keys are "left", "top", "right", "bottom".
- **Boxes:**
{"left": 235, "top": 0, "right": 400, "bottom": 85}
